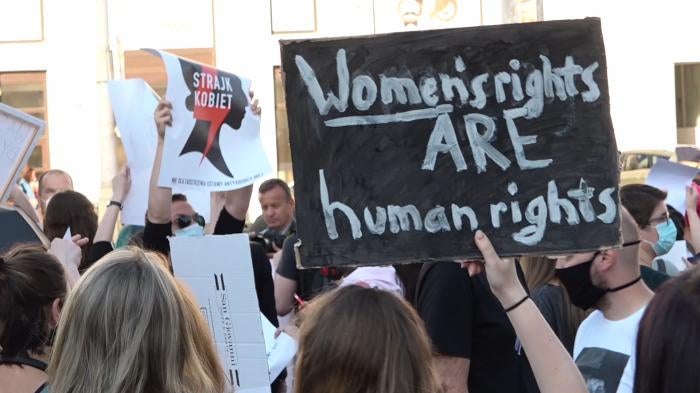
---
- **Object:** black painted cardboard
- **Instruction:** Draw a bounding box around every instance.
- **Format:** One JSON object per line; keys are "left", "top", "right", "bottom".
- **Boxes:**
{"left": 280, "top": 18, "right": 620, "bottom": 268}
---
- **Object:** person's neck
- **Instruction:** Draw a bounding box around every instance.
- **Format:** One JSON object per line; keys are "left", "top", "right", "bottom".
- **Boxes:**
{"left": 639, "top": 246, "right": 654, "bottom": 267}
{"left": 272, "top": 220, "right": 293, "bottom": 234}
{"left": 599, "top": 280, "right": 653, "bottom": 321}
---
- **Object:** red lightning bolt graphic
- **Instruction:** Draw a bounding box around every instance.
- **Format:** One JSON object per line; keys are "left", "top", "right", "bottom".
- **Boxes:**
{"left": 193, "top": 65, "right": 232, "bottom": 165}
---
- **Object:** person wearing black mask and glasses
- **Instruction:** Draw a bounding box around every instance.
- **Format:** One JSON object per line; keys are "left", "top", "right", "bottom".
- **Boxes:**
{"left": 554, "top": 208, "right": 653, "bottom": 393}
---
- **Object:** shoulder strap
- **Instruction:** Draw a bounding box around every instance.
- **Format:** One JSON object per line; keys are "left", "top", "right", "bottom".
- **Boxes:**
{"left": 35, "top": 382, "right": 49, "bottom": 393}
{"left": 657, "top": 259, "right": 667, "bottom": 274}
{"left": 0, "top": 354, "right": 48, "bottom": 371}
{"left": 414, "top": 261, "right": 438, "bottom": 306}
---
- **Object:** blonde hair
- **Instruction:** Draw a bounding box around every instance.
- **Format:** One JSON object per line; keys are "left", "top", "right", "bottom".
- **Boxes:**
{"left": 47, "top": 248, "right": 225, "bottom": 393}
{"left": 294, "top": 285, "right": 442, "bottom": 393}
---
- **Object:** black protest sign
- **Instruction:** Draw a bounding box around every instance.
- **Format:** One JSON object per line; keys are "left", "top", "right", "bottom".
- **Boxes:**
{"left": 280, "top": 18, "right": 620, "bottom": 268}
{"left": 0, "top": 206, "right": 48, "bottom": 254}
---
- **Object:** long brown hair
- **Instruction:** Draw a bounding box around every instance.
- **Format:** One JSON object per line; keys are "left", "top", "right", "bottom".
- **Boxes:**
{"left": 294, "top": 285, "right": 442, "bottom": 393}
{"left": 43, "top": 191, "right": 97, "bottom": 272}
{"left": 634, "top": 266, "right": 700, "bottom": 393}
{"left": 522, "top": 256, "right": 557, "bottom": 290}
{"left": 48, "top": 248, "right": 225, "bottom": 393}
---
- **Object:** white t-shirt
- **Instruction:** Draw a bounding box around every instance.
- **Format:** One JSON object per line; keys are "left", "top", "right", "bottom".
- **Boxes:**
{"left": 573, "top": 306, "right": 646, "bottom": 393}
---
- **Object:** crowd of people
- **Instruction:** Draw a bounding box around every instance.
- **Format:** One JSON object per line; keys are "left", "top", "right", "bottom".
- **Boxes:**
{"left": 2, "top": 96, "right": 700, "bottom": 393}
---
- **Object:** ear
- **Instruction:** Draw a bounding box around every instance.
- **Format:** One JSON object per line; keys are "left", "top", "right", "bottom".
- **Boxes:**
{"left": 595, "top": 249, "right": 616, "bottom": 272}
{"left": 50, "top": 298, "right": 62, "bottom": 328}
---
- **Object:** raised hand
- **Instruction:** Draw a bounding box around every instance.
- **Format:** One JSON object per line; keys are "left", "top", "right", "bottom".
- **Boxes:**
{"left": 155, "top": 100, "right": 173, "bottom": 139}
{"left": 472, "top": 230, "right": 527, "bottom": 308}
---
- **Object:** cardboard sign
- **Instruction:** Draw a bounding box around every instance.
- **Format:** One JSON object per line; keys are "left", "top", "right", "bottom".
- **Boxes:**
{"left": 645, "top": 159, "right": 699, "bottom": 214}
{"left": 676, "top": 146, "right": 700, "bottom": 163}
{"left": 0, "top": 103, "right": 45, "bottom": 204}
{"left": 170, "top": 234, "right": 270, "bottom": 393}
{"left": 280, "top": 18, "right": 620, "bottom": 267}
{"left": 145, "top": 49, "right": 271, "bottom": 192}
{"left": 108, "top": 79, "right": 212, "bottom": 225}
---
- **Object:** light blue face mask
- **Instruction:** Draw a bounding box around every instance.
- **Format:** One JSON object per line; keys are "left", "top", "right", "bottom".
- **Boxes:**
{"left": 648, "top": 220, "right": 677, "bottom": 256}
{"left": 174, "top": 224, "right": 205, "bottom": 237}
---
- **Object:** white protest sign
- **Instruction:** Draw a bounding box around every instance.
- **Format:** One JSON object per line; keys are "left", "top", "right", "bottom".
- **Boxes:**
{"left": 108, "top": 79, "right": 211, "bottom": 226}
{"left": 170, "top": 234, "right": 270, "bottom": 393}
{"left": 646, "top": 159, "right": 700, "bottom": 214}
{"left": 0, "top": 103, "right": 45, "bottom": 204}
{"left": 144, "top": 49, "right": 271, "bottom": 192}
{"left": 260, "top": 313, "right": 297, "bottom": 382}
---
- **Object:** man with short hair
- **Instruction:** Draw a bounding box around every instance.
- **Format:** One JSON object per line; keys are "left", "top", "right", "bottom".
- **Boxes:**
{"left": 555, "top": 208, "right": 654, "bottom": 393}
{"left": 256, "top": 179, "right": 295, "bottom": 239}
{"left": 38, "top": 169, "right": 73, "bottom": 217}
{"left": 170, "top": 193, "right": 205, "bottom": 236}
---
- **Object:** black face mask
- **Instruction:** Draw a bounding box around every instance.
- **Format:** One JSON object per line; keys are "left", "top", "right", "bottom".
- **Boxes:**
{"left": 556, "top": 242, "right": 643, "bottom": 310}
{"left": 555, "top": 254, "right": 606, "bottom": 310}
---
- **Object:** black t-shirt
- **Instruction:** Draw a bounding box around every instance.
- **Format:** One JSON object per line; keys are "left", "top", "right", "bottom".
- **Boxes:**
{"left": 86, "top": 241, "right": 114, "bottom": 267}
{"left": 276, "top": 234, "right": 348, "bottom": 301}
{"left": 416, "top": 261, "right": 535, "bottom": 393}
{"left": 640, "top": 265, "right": 670, "bottom": 291}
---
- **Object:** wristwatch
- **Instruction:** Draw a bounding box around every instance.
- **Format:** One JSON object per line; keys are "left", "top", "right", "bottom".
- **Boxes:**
{"left": 108, "top": 200, "right": 123, "bottom": 210}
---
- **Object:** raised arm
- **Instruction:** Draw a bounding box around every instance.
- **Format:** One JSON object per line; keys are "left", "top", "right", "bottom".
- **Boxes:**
{"left": 223, "top": 91, "right": 260, "bottom": 221}
{"left": 223, "top": 185, "right": 253, "bottom": 221}
{"left": 213, "top": 91, "right": 260, "bottom": 232}
{"left": 93, "top": 166, "right": 131, "bottom": 243}
{"left": 48, "top": 235, "right": 89, "bottom": 289}
{"left": 472, "top": 230, "right": 586, "bottom": 393}
{"left": 685, "top": 186, "right": 700, "bottom": 252}
{"left": 147, "top": 100, "right": 173, "bottom": 224}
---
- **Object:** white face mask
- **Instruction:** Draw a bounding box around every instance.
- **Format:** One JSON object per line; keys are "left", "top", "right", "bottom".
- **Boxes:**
{"left": 174, "top": 223, "right": 205, "bottom": 237}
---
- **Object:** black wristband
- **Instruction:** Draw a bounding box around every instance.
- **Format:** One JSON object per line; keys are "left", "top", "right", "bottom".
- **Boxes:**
{"left": 108, "top": 200, "right": 123, "bottom": 210}
{"left": 503, "top": 295, "right": 529, "bottom": 313}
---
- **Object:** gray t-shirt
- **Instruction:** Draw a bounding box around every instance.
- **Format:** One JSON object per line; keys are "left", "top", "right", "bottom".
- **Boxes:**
{"left": 530, "top": 284, "right": 577, "bottom": 354}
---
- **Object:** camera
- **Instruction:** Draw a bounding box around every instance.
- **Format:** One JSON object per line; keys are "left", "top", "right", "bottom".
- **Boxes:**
{"left": 250, "top": 230, "right": 288, "bottom": 253}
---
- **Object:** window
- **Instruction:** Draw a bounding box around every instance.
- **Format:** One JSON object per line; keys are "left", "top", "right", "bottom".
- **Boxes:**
{"left": 676, "top": 63, "right": 700, "bottom": 128}
{"left": 273, "top": 66, "right": 293, "bottom": 184}
{"left": 124, "top": 48, "right": 216, "bottom": 98}
{"left": 0, "top": 72, "right": 48, "bottom": 170}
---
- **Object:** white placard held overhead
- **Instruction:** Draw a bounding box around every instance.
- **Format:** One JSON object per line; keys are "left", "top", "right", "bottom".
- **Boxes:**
{"left": 145, "top": 49, "right": 271, "bottom": 192}
{"left": 0, "top": 103, "right": 45, "bottom": 204}
{"left": 108, "top": 79, "right": 211, "bottom": 226}
{"left": 646, "top": 159, "right": 700, "bottom": 214}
